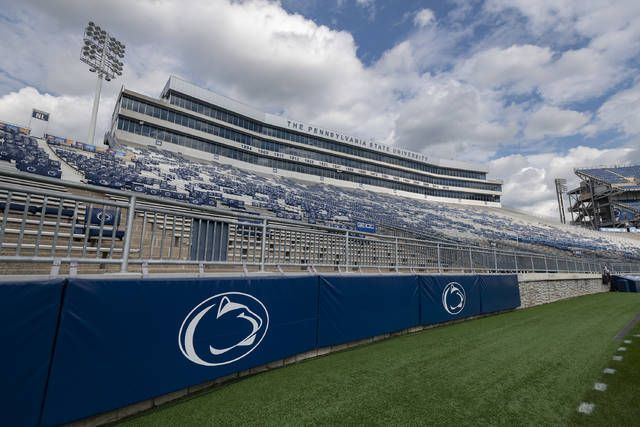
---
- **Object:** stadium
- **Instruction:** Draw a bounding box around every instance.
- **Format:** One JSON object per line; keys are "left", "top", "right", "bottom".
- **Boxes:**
{"left": 2, "top": 11, "right": 640, "bottom": 427}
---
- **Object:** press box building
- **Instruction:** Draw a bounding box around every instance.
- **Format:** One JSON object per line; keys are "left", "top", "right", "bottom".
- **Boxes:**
{"left": 109, "top": 76, "right": 502, "bottom": 207}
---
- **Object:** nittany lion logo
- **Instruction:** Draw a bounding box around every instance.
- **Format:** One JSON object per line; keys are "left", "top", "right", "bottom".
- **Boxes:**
{"left": 178, "top": 292, "right": 269, "bottom": 367}
{"left": 96, "top": 211, "right": 113, "bottom": 223}
{"left": 442, "top": 282, "right": 466, "bottom": 315}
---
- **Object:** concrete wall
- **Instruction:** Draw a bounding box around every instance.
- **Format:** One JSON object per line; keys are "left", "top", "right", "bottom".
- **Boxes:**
{"left": 518, "top": 273, "right": 607, "bottom": 308}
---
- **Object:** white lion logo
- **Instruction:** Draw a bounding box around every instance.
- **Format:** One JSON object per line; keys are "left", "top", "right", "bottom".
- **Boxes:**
{"left": 442, "top": 282, "right": 466, "bottom": 315}
{"left": 178, "top": 292, "right": 269, "bottom": 367}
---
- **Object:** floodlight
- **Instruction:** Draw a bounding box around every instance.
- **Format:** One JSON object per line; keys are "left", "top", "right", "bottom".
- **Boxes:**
{"left": 80, "top": 21, "right": 126, "bottom": 144}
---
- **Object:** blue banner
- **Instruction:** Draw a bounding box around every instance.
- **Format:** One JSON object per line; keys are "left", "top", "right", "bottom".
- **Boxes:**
{"left": 419, "top": 275, "right": 482, "bottom": 324}
{"left": 479, "top": 274, "right": 520, "bottom": 313}
{"left": 318, "top": 275, "right": 419, "bottom": 347}
{"left": 355, "top": 222, "right": 377, "bottom": 233}
{"left": 0, "top": 279, "right": 65, "bottom": 427}
{"left": 41, "top": 275, "right": 318, "bottom": 426}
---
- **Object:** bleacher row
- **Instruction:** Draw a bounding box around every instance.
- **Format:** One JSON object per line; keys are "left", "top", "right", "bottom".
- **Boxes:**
{"left": 577, "top": 165, "right": 640, "bottom": 186}
{"left": 1, "top": 124, "right": 640, "bottom": 261}
{"left": 0, "top": 129, "right": 62, "bottom": 178}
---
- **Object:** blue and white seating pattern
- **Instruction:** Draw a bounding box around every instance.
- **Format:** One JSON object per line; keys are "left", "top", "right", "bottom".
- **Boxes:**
{"left": 1, "top": 125, "right": 637, "bottom": 259}
{"left": 577, "top": 166, "right": 640, "bottom": 186}
{"left": 41, "top": 140, "right": 640, "bottom": 259}
{"left": 0, "top": 127, "right": 61, "bottom": 178}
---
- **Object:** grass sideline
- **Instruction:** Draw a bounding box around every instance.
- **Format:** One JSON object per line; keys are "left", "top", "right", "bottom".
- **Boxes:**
{"left": 570, "top": 320, "right": 640, "bottom": 425}
{"left": 121, "top": 293, "right": 640, "bottom": 426}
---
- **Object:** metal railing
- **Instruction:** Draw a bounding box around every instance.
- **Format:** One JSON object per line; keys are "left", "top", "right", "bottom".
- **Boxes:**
{"left": 0, "top": 170, "right": 639, "bottom": 276}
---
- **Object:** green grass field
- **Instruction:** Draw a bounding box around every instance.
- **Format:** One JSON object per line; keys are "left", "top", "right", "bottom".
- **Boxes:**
{"left": 121, "top": 293, "right": 640, "bottom": 426}
{"left": 569, "top": 320, "right": 640, "bottom": 426}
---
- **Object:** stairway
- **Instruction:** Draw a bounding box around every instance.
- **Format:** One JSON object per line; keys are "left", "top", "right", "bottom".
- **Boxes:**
{"left": 37, "top": 138, "right": 84, "bottom": 182}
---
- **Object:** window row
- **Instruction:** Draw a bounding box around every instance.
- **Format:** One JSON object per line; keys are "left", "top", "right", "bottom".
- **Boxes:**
{"left": 167, "top": 92, "right": 487, "bottom": 180}
{"left": 121, "top": 96, "right": 501, "bottom": 192}
{"left": 117, "top": 117, "right": 501, "bottom": 203}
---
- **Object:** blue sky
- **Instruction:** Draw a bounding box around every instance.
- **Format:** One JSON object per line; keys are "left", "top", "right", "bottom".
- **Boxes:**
{"left": 281, "top": 0, "right": 639, "bottom": 159}
{"left": 0, "top": 0, "right": 638, "bottom": 217}
{"left": 282, "top": 0, "right": 445, "bottom": 65}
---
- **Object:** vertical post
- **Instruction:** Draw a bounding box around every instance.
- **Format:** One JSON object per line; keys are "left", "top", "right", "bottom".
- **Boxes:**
{"left": 468, "top": 247, "right": 474, "bottom": 273}
{"left": 544, "top": 256, "right": 548, "bottom": 273}
{"left": 514, "top": 251, "right": 518, "bottom": 274}
{"left": 87, "top": 74, "right": 103, "bottom": 145}
{"left": 394, "top": 237, "right": 399, "bottom": 273}
{"left": 345, "top": 231, "right": 350, "bottom": 272}
{"left": 588, "top": 178, "right": 600, "bottom": 230}
{"left": 120, "top": 195, "right": 136, "bottom": 273}
{"left": 493, "top": 248, "right": 498, "bottom": 273}
{"left": 555, "top": 256, "right": 559, "bottom": 272}
{"left": 437, "top": 243, "right": 442, "bottom": 273}
{"left": 530, "top": 255, "right": 535, "bottom": 273}
{"left": 260, "top": 218, "right": 267, "bottom": 272}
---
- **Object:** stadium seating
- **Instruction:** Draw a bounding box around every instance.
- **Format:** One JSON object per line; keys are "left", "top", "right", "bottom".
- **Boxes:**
{"left": 2, "top": 123, "right": 639, "bottom": 261}
{"left": 0, "top": 126, "right": 62, "bottom": 178}
{"left": 577, "top": 166, "right": 640, "bottom": 186}
{"left": 41, "top": 139, "right": 640, "bottom": 260}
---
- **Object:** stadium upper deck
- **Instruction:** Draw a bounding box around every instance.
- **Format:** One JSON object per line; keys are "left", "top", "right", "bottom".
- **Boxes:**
{"left": 575, "top": 165, "right": 640, "bottom": 188}
{"left": 110, "top": 76, "right": 502, "bottom": 207}
{"left": 570, "top": 165, "right": 640, "bottom": 229}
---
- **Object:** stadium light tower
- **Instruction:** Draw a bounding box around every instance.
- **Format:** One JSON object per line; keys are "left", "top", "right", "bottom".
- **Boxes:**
{"left": 554, "top": 178, "right": 567, "bottom": 224}
{"left": 80, "top": 21, "right": 125, "bottom": 145}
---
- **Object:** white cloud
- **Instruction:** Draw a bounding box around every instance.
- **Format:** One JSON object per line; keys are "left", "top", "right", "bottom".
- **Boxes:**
{"left": 538, "top": 47, "right": 627, "bottom": 105}
{"left": 490, "top": 145, "right": 640, "bottom": 217}
{"left": 414, "top": 9, "right": 435, "bottom": 28}
{"left": 596, "top": 82, "right": 640, "bottom": 135}
{"left": 455, "top": 44, "right": 626, "bottom": 104}
{"left": 0, "top": 87, "right": 114, "bottom": 142}
{"left": 524, "top": 105, "right": 590, "bottom": 140}
{"left": 393, "top": 76, "right": 517, "bottom": 161}
{"left": 484, "top": 0, "right": 640, "bottom": 42}
{"left": 481, "top": 1, "right": 640, "bottom": 105}
{"left": 455, "top": 44, "right": 552, "bottom": 93}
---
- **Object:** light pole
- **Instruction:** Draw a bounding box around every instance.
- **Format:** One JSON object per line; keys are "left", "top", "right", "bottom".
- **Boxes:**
{"left": 554, "top": 178, "right": 567, "bottom": 224}
{"left": 80, "top": 21, "right": 125, "bottom": 145}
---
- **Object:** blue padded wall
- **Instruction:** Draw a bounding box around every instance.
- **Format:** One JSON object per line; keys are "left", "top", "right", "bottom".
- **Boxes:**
{"left": 0, "top": 279, "right": 65, "bottom": 427}
{"left": 41, "top": 275, "right": 318, "bottom": 426}
{"left": 419, "top": 275, "right": 482, "bottom": 324}
{"left": 612, "top": 275, "right": 640, "bottom": 292}
{"left": 17, "top": 273, "right": 521, "bottom": 426}
{"left": 317, "top": 275, "right": 420, "bottom": 347}
{"left": 479, "top": 274, "right": 520, "bottom": 313}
